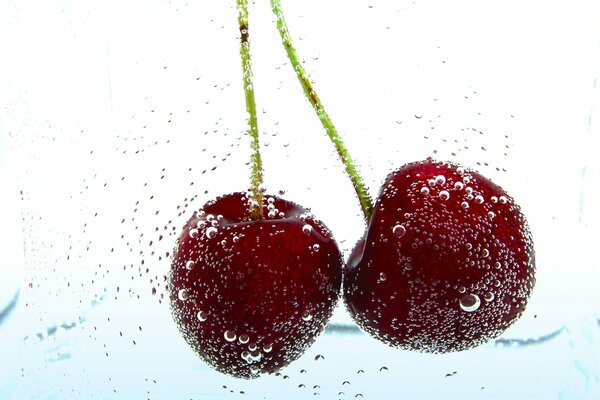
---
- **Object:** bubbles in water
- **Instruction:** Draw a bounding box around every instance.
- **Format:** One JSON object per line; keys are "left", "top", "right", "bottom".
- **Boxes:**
{"left": 459, "top": 293, "right": 481, "bottom": 312}
{"left": 454, "top": 181, "right": 464, "bottom": 190}
{"left": 263, "top": 343, "right": 273, "bottom": 353}
{"left": 499, "top": 195, "right": 508, "bottom": 204}
{"left": 239, "top": 334, "right": 249, "bottom": 344}
{"left": 189, "top": 229, "right": 199, "bottom": 239}
{"left": 484, "top": 292, "right": 495, "bottom": 302}
{"left": 392, "top": 224, "right": 406, "bottom": 238}
{"left": 461, "top": 201, "right": 469, "bottom": 209}
{"left": 185, "top": 260, "right": 195, "bottom": 270}
{"left": 312, "top": 244, "right": 320, "bottom": 252}
{"left": 206, "top": 227, "right": 218, "bottom": 239}
{"left": 435, "top": 175, "right": 446, "bottom": 185}
{"left": 481, "top": 249, "right": 490, "bottom": 258}
{"left": 302, "top": 311, "right": 313, "bottom": 322}
{"left": 302, "top": 224, "right": 313, "bottom": 236}
{"left": 439, "top": 190, "right": 450, "bottom": 201}
{"left": 420, "top": 186, "right": 430, "bottom": 195}
{"left": 224, "top": 330, "right": 237, "bottom": 342}
{"left": 178, "top": 289, "right": 188, "bottom": 301}
{"left": 379, "top": 272, "right": 387, "bottom": 282}
{"left": 197, "top": 311, "right": 207, "bottom": 322}
{"left": 475, "top": 195, "right": 484, "bottom": 204}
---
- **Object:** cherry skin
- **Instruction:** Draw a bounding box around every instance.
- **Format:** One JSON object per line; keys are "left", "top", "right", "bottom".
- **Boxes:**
{"left": 168, "top": 192, "right": 342, "bottom": 378}
{"left": 344, "top": 159, "right": 535, "bottom": 353}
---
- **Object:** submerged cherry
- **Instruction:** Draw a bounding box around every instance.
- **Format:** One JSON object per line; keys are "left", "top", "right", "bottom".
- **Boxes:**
{"left": 343, "top": 159, "right": 535, "bottom": 352}
{"left": 169, "top": 192, "right": 342, "bottom": 378}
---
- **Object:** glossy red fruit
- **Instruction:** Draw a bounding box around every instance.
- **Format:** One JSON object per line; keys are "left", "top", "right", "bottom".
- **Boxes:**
{"left": 169, "top": 192, "right": 342, "bottom": 378}
{"left": 344, "top": 159, "right": 535, "bottom": 353}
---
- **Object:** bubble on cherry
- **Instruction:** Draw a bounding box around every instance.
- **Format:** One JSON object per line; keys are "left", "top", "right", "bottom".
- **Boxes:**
{"left": 484, "top": 292, "right": 495, "bottom": 302}
{"left": 454, "top": 181, "right": 464, "bottom": 190}
{"left": 439, "top": 190, "right": 450, "bottom": 201}
{"left": 475, "top": 195, "right": 484, "bottom": 204}
{"left": 459, "top": 293, "right": 481, "bottom": 312}
{"left": 263, "top": 343, "right": 273, "bottom": 353}
{"left": 224, "top": 330, "right": 237, "bottom": 342}
{"left": 185, "top": 260, "right": 195, "bottom": 270}
{"left": 189, "top": 229, "right": 199, "bottom": 239}
{"left": 435, "top": 175, "right": 446, "bottom": 185}
{"left": 205, "top": 227, "right": 218, "bottom": 239}
{"left": 302, "top": 311, "right": 313, "bottom": 322}
{"left": 312, "top": 244, "right": 320, "bottom": 252}
{"left": 392, "top": 224, "right": 406, "bottom": 238}
{"left": 197, "top": 311, "right": 208, "bottom": 322}
{"left": 420, "top": 186, "right": 430, "bottom": 195}
{"left": 238, "top": 334, "right": 249, "bottom": 344}
{"left": 302, "top": 224, "right": 312, "bottom": 236}
{"left": 178, "top": 289, "right": 188, "bottom": 301}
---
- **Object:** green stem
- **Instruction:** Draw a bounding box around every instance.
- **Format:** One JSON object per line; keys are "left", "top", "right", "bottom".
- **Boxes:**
{"left": 270, "top": 0, "right": 373, "bottom": 222}
{"left": 237, "top": 0, "right": 264, "bottom": 219}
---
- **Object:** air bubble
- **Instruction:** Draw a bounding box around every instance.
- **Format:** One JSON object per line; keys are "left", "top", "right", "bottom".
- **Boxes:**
{"left": 312, "top": 244, "right": 320, "bottom": 252}
{"left": 499, "top": 196, "right": 508, "bottom": 204}
{"left": 420, "top": 187, "right": 430, "bottom": 195}
{"left": 197, "top": 311, "right": 207, "bottom": 322}
{"left": 481, "top": 249, "right": 490, "bottom": 258}
{"left": 379, "top": 272, "right": 387, "bottom": 282}
{"left": 302, "top": 311, "right": 313, "bottom": 322}
{"left": 263, "top": 343, "right": 273, "bottom": 353}
{"left": 454, "top": 182, "right": 464, "bottom": 190}
{"left": 459, "top": 293, "right": 481, "bottom": 312}
{"left": 185, "top": 260, "right": 195, "bottom": 270}
{"left": 248, "top": 343, "right": 258, "bottom": 351}
{"left": 461, "top": 201, "right": 469, "bottom": 209}
{"left": 484, "top": 292, "right": 495, "bottom": 302}
{"left": 206, "top": 227, "right": 217, "bottom": 239}
{"left": 439, "top": 190, "right": 450, "bottom": 201}
{"left": 458, "top": 286, "right": 466, "bottom": 294}
{"left": 239, "top": 334, "right": 249, "bottom": 344}
{"left": 428, "top": 179, "right": 436, "bottom": 187}
{"left": 196, "top": 220, "right": 206, "bottom": 229}
{"left": 178, "top": 289, "right": 188, "bottom": 301}
{"left": 435, "top": 175, "right": 446, "bottom": 185}
{"left": 392, "top": 224, "right": 406, "bottom": 238}
{"left": 189, "top": 229, "right": 199, "bottom": 239}
{"left": 224, "top": 330, "right": 237, "bottom": 342}
{"left": 302, "top": 224, "right": 313, "bottom": 236}
{"left": 233, "top": 235, "right": 240, "bottom": 243}
{"left": 475, "top": 195, "right": 484, "bottom": 204}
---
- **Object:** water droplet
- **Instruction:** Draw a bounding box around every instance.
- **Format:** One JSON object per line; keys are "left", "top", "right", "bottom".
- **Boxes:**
{"left": 189, "top": 229, "right": 199, "bottom": 238}
{"left": 178, "top": 289, "right": 188, "bottom": 301}
{"left": 197, "top": 311, "right": 207, "bottom": 322}
{"left": 435, "top": 175, "right": 446, "bottom": 185}
{"left": 420, "top": 186, "right": 430, "bottom": 195}
{"left": 454, "top": 181, "right": 464, "bottom": 190}
{"left": 439, "top": 190, "right": 450, "bottom": 201}
{"left": 206, "top": 214, "right": 215, "bottom": 222}
{"left": 475, "top": 195, "right": 484, "bottom": 204}
{"left": 196, "top": 220, "right": 206, "bottom": 229}
{"left": 185, "top": 260, "right": 195, "bottom": 270}
{"left": 239, "top": 334, "right": 249, "bottom": 344}
{"left": 206, "top": 227, "right": 217, "bottom": 239}
{"left": 392, "top": 224, "right": 406, "bottom": 238}
{"left": 224, "top": 330, "right": 237, "bottom": 342}
{"left": 241, "top": 350, "right": 252, "bottom": 363}
{"left": 268, "top": 210, "right": 277, "bottom": 218}
{"left": 302, "top": 311, "right": 313, "bottom": 322}
{"left": 484, "top": 292, "right": 495, "bottom": 302}
{"left": 302, "top": 224, "right": 313, "bottom": 235}
{"left": 459, "top": 293, "right": 481, "bottom": 312}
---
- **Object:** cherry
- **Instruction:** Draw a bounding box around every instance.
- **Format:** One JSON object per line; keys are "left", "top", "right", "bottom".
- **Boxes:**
{"left": 343, "top": 159, "right": 535, "bottom": 352}
{"left": 168, "top": 192, "right": 342, "bottom": 378}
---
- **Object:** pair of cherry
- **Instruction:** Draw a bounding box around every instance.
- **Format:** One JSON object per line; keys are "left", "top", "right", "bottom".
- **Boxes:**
{"left": 167, "top": 1, "right": 535, "bottom": 379}
{"left": 169, "top": 160, "right": 535, "bottom": 379}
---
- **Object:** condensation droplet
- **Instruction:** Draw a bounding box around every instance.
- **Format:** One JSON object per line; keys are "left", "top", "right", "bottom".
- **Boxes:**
{"left": 302, "top": 224, "right": 313, "bottom": 236}
{"left": 439, "top": 190, "right": 450, "bottom": 201}
{"left": 224, "top": 330, "right": 237, "bottom": 342}
{"left": 428, "top": 179, "right": 436, "bottom": 187}
{"left": 491, "top": 196, "right": 498, "bottom": 203}
{"left": 206, "top": 227, "right": 218, "bottom": 239}
{"left": 197, "top": 311, "right": 207, "bottom": 322}
{"left": 392, "top": 224, "right": 406, "bottom": 238}
{"left": 248, "top": 343, "right": 257, "bottom": 352}
{"left": 459, "top": 293, "right": 481, "bottom": 312}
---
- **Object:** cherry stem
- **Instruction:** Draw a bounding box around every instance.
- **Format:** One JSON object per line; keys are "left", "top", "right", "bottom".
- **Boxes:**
{"left": 237, "top": 0, "right": 264, "bottom": 219}
{"left": 270, "top": 0, "right": 373, "bottom": 222}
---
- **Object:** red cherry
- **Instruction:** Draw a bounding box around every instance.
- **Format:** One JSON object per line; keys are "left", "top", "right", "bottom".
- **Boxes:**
{"left": 344, "top": 159, "right": 535, "bottom": 353}
{"left": 169, "top": 192, "right": 342, "bottom": 378}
